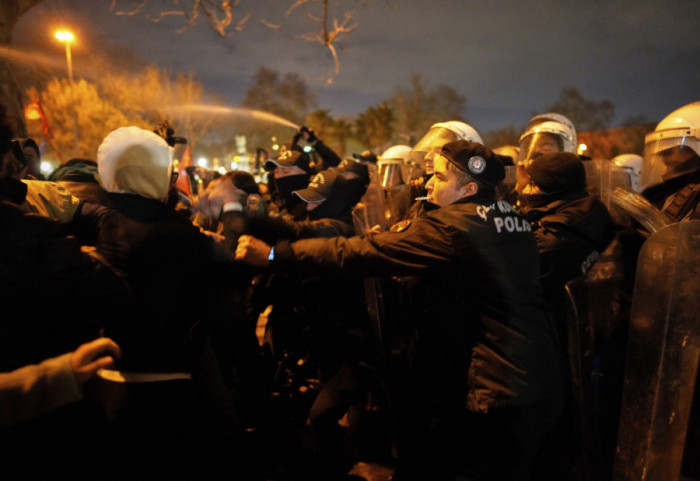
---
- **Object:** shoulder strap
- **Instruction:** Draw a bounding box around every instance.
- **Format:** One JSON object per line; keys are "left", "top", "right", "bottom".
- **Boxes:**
{"left": 664, "top": 183, "right": 700, "bottom": 222}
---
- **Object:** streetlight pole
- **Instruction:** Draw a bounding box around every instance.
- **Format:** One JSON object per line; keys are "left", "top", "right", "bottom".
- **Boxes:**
{"left": 55, "top": 30, "right": 79, "bottom": 159}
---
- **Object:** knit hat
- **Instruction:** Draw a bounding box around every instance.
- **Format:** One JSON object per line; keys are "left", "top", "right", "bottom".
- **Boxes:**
{"left": 526, "top": 152, "right": 586, "bottom": 194}
{"left": 440, "top": 140, "right": 505, "bottom": 188}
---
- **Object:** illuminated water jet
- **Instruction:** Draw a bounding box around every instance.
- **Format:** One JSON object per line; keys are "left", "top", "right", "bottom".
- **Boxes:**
{"left": 163, "top": 104, "right": 300, "bottom": 129}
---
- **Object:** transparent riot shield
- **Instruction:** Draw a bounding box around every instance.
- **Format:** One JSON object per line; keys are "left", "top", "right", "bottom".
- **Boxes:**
{"left": 352, "top": 180, "right": 388, "bottom": 234}
{"left": 565, "top": 232, "right": 626, "bottom": 481}
{"left": 613, "top": 220, "right": 700, "bottom": 481}
{"left": 584, "top": 159, "right": 635, "bottom": 227}
{"left": 610, "top": 187, "right": 670, "bottom": 235}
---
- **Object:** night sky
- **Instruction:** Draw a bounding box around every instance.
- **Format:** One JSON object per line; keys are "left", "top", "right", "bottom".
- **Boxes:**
{"left": 13, "top": 0, "right": 700, "bottom": 133}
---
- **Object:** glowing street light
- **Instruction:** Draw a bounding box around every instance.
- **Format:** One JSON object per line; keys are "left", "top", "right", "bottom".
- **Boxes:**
{"left": 55, "top": 30, "right": 79, "bottom": 158}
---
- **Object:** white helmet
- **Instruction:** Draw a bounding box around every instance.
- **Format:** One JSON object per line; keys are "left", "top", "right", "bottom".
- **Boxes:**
{"left": 492, "top": 145, "right": 520, "bottom": 165}
{"left": 411, "top": 121, "right": 483, "bottom": 176}
{"left": 379, "top": 144, "right": 412, "bottom": 163}
{"left": 378, "top": 144, "right": 412, "bottom": 189}
{"left": 413, "top": 121, "right": 483, "bottom": 153}
{"left": 612, "top": 154, "right": 643, "bottom": 192}
{"left": 640, "top": 101, "right": 700, "bottom": 191}
{"left": 97, "top": 126, "right": 173, "bottom": 201}
{"left": 517, "top": 112, "right": 577, "bottom": 162}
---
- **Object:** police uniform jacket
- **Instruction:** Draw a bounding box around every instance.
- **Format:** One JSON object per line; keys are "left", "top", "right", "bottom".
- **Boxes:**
{"left": 267, "top": 190, "right": 564, "bottom": 413}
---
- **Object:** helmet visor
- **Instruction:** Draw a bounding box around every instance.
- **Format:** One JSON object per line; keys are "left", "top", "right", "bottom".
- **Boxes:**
{"left": 378, "top": 161, "right": 403, "bottom": 189}
{"left": 413, "top": 127, "right": 460, "bottom": 154}
{"left": 641, "top": 129, "right": 700, "bottom": 191}
{"left": 517, "top": 132, "right": 564, "bottom": 162}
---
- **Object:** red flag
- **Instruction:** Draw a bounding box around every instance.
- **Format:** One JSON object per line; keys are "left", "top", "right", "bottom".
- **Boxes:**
{"left": 179, "top": 145, "right": 193, "bottom": 169}
{"left": 175, "top": 145, "right": 193, "bottom": 195}
{"left": 24, "top": 99, "right": 65, "bottom": 163}
{"left": 24, "top": 99, "right": 52, "bottom": 139}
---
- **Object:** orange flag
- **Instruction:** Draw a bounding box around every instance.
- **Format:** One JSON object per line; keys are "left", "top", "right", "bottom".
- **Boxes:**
{"left": 175, "top": 145, "right": 193, "bottom": 195}
{"left": 24, "top": 99, "right": 65, "bottom": 163}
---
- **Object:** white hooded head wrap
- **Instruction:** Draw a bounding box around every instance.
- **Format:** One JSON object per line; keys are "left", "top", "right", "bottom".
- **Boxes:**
{"left": 97, "top": 126, "right": 173, "bottom": 201}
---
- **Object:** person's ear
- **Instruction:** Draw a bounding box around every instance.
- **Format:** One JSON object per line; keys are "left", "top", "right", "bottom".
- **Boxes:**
{"left": 462, "top": 181, "right": 478, "bottom": 197}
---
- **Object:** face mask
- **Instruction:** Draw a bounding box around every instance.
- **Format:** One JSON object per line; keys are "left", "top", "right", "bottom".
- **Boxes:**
{"left": 274, "top": 174, "right": 309, "bottom": 209}
{"left": 519, "top": 192, "right": 560, "bottom": 210}
{"left": 308, "top": 182, "right": 355, "bottom": 222}
{"left": 344, "top": 177, "right": 368, "bottom": 205}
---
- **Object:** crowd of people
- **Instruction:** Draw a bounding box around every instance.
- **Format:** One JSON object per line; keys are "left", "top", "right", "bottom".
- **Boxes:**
{"left": 1, "top": 98, "right": 700, "bottom": 481}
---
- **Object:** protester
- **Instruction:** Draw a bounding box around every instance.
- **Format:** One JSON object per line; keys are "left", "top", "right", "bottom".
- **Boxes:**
{"left": 0, "top": 338, "right": 121, "bottom": 428}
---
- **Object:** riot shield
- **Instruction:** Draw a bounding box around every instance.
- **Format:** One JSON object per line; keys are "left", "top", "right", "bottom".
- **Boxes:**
{"left": 352, "top": 180, "right": 388, "bottom": 234}
{"left": 565, "top": 233, "right": 626, "bottom": 481}
{"left": 584, "top": 159, "right": 635, "bottom": 227}
{"left": 613, "top": 221, "right": 700, "bottom": 481}
{"left": 610, "top": 187, "right": 670, "bottom": 235}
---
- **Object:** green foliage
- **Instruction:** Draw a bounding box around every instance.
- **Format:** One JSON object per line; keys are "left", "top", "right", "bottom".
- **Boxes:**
{"left": 483, "top": 125, "right": 521, "bottom": 149}
{"left": 240, "top": 67, "right": 318, "bottom": 151}
{"left": 355, "top": 103, "right": 394, "bottom": 153}
{"left": 25, "top": 79, "right": 150, "bottom": 161}
{"left": 305, "top": 109, "right": 352, "bottom": 156}
{"left": 390, "top": 73, "right": 466, "bottom": 145}
{"left": 545, "top": 88, "right": 615, "bottom": 132}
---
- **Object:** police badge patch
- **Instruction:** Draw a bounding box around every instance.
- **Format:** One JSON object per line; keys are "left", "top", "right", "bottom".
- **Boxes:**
{"left": 468, "top": 155, "right": 486, "bottom": 175}
{"left": 389, "top": 219, "right": 412, "bottom": 233}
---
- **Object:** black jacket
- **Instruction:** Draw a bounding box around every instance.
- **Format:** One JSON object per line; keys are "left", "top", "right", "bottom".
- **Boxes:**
{"left": 521, "top": 190, "right": 616, "bottom": 304}
{"left": 95, "top": 193, "right": 239, "bottom": 372}
{"left": 266, "top": 192, "right": 564, "bottom": 413}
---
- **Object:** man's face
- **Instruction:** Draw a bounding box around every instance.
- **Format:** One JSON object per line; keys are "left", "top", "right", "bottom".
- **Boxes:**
{"left": 425, "top": 154, "right": 468, "bottom": 207}
{"left": 531, "top": 134, "right": 560, "bottom": 156}
{"left": 519, "top": 133, "right": 562, "bottom": 162}
{"left": 423, "top": 147, "right": 443, "bottom": 176}
{"left": 306, "top": 200, "right": 324, "bottom": 211}
{"left": 274, "top": 165, "right": 306, "bottom": 179}
{"left": 0, "top": 151, "right": 23, "bottom": 178}
{"left": 22, "top": 147, "right": 39, "bottom": 173}
{"left": 660, "top": 146, "right": 695, "bottom": 174}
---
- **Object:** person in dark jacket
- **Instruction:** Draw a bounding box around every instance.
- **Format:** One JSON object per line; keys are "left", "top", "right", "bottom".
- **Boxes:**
{"left": 517, "top": 151, "right": 616, "bottom": 321}
{"left": 515, "top": 151, "right": 617, "bottom": 480}
{"left": 92, "top": 126, "right": 256, "bottom": 480}
{"left": 265, "top": 146, "right": 315, "bottom": 220}
{"left": 204, "top": 140, "right": 565, "bottom": 481}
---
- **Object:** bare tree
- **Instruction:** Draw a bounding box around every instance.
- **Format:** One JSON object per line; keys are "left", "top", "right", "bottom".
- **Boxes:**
{"left": 110, "top": 0, "right": 249, "bottom": 38}
{"left": 262, "top": 0, "right": 358, "bottom": 84}
{"left": 112, "top": 0, "right": 359, "bottom": 83}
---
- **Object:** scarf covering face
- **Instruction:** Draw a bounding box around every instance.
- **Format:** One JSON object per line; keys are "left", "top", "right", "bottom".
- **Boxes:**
{"left": 274, "top": 174, "right": 310, "bottom": 210}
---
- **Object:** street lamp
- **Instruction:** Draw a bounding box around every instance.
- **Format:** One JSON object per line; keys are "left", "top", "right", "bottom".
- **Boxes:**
{"left": 55, "top": 30, "right": 79, "bottom": 158}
